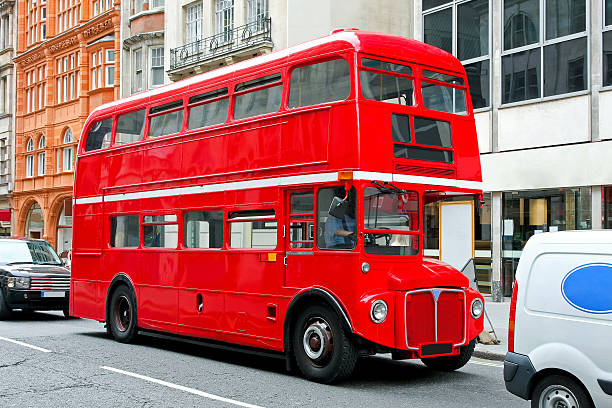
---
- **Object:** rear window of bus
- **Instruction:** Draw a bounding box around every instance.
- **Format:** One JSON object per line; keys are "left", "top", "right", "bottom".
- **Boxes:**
{"left": 288, "top": 58, "right": 351, "bottom": 108}
{"left": 420, "top": 70, "right": 467, "bottom": 115}
{"left": 359, "top": 58, "right": 414, "bottom": 106}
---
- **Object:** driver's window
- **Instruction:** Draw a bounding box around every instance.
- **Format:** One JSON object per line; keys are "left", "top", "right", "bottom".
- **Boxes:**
{"left": 316, "top": 186, "right": 356, "bottom": 250}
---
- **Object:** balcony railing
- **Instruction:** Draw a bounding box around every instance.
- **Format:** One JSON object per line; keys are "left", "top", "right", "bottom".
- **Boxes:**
{"left": 170, "top": 17, "right": 272, "bottom": 71}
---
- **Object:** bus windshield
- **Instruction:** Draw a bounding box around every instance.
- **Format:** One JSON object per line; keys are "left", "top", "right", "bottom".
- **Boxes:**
{"left": 363, "top": 187, "right": 420, "bottom": 255}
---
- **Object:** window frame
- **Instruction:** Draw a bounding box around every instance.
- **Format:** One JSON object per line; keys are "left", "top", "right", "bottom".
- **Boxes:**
{"left": 422, "top": 0, "right": 492, "bottom": 111}
{"left": 147, "top": 99, "right": 185, "bottom": 138}
{"left": 603, "top": 0, "right": 612, "bottom": 89}
{"left": 183, "top": 209, "right": 225, "bottom": 250}
{"left": 227, "top": 208, "right": 278, "bottom": 250}
{"left": 142, "top": 213, "right": 179, "bottom": 249}
{"left": 499, "top": 0, "right": 590, "bottom": 106}
{"left": 186, "top": 87, "right": 230, "bottom": 130}
{"left": 232, "top": 73, "right": 283, "bottom": 121}
{"left": 110, "top": 214, "right": 140, "bottom": 248}
{"left": 358, "top": 55, "right": 416, "bottom": 107}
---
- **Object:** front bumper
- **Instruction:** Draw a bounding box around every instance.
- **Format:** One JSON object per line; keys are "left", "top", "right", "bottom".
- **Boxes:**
{"left": 6, "top": 289, "right": 69, "bottom": 311}
{"left": 504, "top": 351, "right": 537, "bottom": 400}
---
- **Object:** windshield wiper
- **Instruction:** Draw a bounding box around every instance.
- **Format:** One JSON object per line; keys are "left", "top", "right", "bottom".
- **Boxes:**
{"left": 35, "top": 262, "right": 63, "bottom": 266}
{"left": 6, "top": 262, "right": 34, "bottom": 265}
{"left": 371, "top": 180, "right": 395, "bottom": 194}
{"left": 383, "top": 181, "right": 407, "bottom": 193}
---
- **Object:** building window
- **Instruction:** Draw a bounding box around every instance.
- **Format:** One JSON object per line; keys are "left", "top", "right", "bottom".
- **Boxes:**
{"left": 604, "top": 0, "right": 612, "bottom": 87}
{"left": 56, "top": 52, "right": 78, "bottom": 102}
{"left": 186, "top": 2, "right": 203, "bottom": 44}
{"left": 151, "top": 0, "right": 165, "bottom": 8}
{"left": 1, "top": 16, "right": 9, "bottom": 49}
{"left": 423, "top": 0, "right": 490, "bottom": 109}
{"left": 26, "top": 138, "right": 34, "bottom": 178}
{"left": 502, "top": 0, "right": 587, "bottom": 103}
{"left": 132, "top": 49, "right": 143, "bottom": 92}
{"left": 57, "top": 0, "right": 78, "bottom": 34}
{"left": 106, "top": 49, "right": 115, "bottom": 87}
{"left": 38, "top": 135, "right": 46, "bottom": 177}
{"left": 63, "top": 128, "right": 73, "bottom": 172}
{"left": 248, "top": 0, "right": 268, "bottom": 30}
{"left": 215, "top": 0, "right": 234, "bottom": 43}
{"left": 150, "top": 47, "right": 164, "bottom": 87}
{"left": 501, "top": 187, "right": 591, "bottom": 296}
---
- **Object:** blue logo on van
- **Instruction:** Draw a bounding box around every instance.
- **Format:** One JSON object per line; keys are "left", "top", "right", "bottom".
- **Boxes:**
{"left": 561, "top": 263, "right": 612, "bottom": 314}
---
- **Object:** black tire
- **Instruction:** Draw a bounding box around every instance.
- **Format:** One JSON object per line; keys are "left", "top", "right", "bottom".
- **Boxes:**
{"left": 292, "top": 304, "right": 357, "bottom": 384}
{"left": 531, "top": 374, "right": 593, "bottom": 408}
{"left": 0, "top": 288, "right": 12, "bottom": 320}
{"left": 107, "top": 285, "right": 138, "bottom": 343}
{"left": 421, "top": 338, "right": 476, "bottom": 371}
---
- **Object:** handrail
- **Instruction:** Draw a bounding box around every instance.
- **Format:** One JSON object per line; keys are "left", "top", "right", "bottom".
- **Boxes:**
{"left": 170, "top": 17, "right": 272, "bottom": 71}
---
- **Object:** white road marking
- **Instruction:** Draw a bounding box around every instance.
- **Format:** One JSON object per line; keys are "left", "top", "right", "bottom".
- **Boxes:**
{"left": 468, "top": 360, "right": 503, "bottom": 368}
{"left": 101, "top": 366, "right": 266, "bottom": 408}
{"left": 0, "top": 336, "right": 52, "bottom": 353}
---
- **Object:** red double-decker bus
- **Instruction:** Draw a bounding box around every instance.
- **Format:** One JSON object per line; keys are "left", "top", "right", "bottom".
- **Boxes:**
{"left": 71, "top": 29, "right": 485, "bottom": 383}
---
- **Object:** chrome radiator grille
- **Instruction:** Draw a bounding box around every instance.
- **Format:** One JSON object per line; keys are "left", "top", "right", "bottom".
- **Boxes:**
{"left": 30, "top": 276, "right": 70, "bottom": 291}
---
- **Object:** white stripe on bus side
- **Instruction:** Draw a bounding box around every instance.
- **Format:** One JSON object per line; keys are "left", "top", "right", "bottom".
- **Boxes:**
{"left": 74, "top": 171, "right": 483, "bottom": 205}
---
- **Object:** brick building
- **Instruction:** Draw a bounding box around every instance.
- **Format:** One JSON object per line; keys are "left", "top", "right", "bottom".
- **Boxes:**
{"left": 13, "top": 0, "right": 120, "bottom": 254}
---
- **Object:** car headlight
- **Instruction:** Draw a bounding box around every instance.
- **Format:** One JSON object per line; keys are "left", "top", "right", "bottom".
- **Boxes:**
{"left": 370, "top": 300, "right": 388, "bottom": 323}
{"left": 471, "top": 298, "right": 484, "bottom": 319}
{"left": 361, "top": 262, "right": 370, "bottom": 274}
{"left": 7, "top": 277, "right": 30, "bottom": 289}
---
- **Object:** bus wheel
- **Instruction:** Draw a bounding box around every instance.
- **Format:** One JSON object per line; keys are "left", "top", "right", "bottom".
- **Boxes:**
{"left": 293, "top": 304, "right": 357, "bottom": 383}
{"left": 108, "top": 285, "right": 138, "bottom": 343}
{"left": 420, "top": 338, "right": 475, "bottom": 371}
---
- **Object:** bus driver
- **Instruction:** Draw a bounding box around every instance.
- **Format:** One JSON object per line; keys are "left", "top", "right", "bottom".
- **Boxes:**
{"left": 324, "top": 188, "right": 356, "bottom": 249}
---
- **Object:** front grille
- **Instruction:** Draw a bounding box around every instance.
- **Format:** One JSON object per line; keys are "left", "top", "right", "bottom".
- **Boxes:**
{"left": 30, "top": 276, "right": 70, "bottom": 291}
{"left": 404, "top": 288, "right": 465, "bottom": 350}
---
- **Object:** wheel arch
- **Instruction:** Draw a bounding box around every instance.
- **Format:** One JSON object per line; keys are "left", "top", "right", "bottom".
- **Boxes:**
{"left": 529, "top": 368, "right": 595, "bottom": 406}
{"left": 282, "top": 287, "right": 353, "bottom": 370}
{"left": 105, "top": 273, "right": 137, "bottom": 324}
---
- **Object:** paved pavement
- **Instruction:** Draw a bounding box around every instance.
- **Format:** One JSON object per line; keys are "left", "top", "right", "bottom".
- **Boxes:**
{"left": 474, "top": 296, "right": 510, "bottom": 361}
{"left": 0, "top": 310, "right": 526, "bottom": 407}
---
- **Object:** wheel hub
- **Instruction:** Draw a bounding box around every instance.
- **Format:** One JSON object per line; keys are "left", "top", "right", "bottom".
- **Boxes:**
{"left": 302, "top": 318, "right": 334, "bottom": 366}
{"left": 114, "top": 295, "right": 131, "bottom": 333}
{"left": 539, "top": 385, "right": 579, "bottom": 408}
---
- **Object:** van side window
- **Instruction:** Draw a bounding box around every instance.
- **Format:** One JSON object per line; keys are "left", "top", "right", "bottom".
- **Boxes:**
{"left": 228, "top": 209, "right": 277, "bottom": 249}
{"left": 115, "top": 109, "right": 146, "bottom": 146}
{"left": 110, "top": 215, "right": 139, "bottom": 247}
{"left": 184, "top": 211, "right": 224, "bottom": 249}
{"left": 149, "top": 100, "right": 184, "bottom": 138}
{"left": 234, "top": 74, "right": 282, "bottom": 120}
{"left": 187, "top": 88, "right": 229, "bottom": 130}
{"left": 288, "top": 59, "right": 351, "bottom": 108}
{"left": 84, "top": 118, "right": 113, "bottom": 151}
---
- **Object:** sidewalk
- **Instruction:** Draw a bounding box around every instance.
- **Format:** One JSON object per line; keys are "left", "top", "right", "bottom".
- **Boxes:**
{"left": 473, "top": 296, "right": 510, "bottom": 361}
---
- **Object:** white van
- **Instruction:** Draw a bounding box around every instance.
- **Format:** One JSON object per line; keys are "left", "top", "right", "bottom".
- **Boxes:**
{"left": 504, "top": 231, "right": 612, "bottom": 408}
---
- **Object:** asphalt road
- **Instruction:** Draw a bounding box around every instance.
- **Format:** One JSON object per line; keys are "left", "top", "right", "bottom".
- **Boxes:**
{"left": 0, "top": 311, "right": 526, "bottom": 408}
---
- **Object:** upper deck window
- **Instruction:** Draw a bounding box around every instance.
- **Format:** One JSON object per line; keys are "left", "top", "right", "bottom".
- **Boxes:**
{"left": 420, "top": 69, "right": 467, "bottom": 115}
{"left": 360, "top": 58, "right": 414, "bottom": 106}
{"left": 84, "top": 118, "right": 113, "bottom": 152}
{"left": 116, "top": 109, "right": 146, "bottom": 146}
{"left": 234, "top": 74, "right": 282, "bottom": 120}
{"left": 188, "top": 88, "right": 229, "bottom": 130}
{"left": 288, "top": 58, "right": 351, "bottom": 108}
{"left": 149, "top": 100, "right": 184, "bottom": 138}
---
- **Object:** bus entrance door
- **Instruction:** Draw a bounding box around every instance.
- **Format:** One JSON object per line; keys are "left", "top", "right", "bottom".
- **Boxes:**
{"left": 284, "top": 191, "right": 315, "bottom": 287}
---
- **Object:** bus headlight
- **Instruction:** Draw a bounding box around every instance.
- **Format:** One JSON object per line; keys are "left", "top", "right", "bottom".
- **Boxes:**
{"left": 471, "top": 298, "right": 483, "bottom": 319}
{"left": 370, "top": 300, "right": 388, "bottom": 323}
{"left": 361, "top": 262, "right": 370, "bottom": 274}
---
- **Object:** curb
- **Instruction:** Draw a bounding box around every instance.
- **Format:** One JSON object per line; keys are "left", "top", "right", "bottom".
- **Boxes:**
{"left": 473, "top": 349, "right": 505, "bottom": 362}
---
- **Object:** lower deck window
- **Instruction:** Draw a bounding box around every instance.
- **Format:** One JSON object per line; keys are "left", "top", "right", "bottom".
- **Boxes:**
{"left": 143, "top": 215, "right": 178, "bottom": 248}
{"left": 184, "top": 211, "right": 223, "bottom": 248}
{"left": 228, "top": 210, "right": 277, "bottom": 249}
{"left": 110, "top": 215, "right": 139, "bottom": 247}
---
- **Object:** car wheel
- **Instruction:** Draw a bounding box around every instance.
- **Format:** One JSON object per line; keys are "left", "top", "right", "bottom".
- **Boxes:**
{"left": 292, "top": 304, "right": 357, "bottom": 384}
{"left": 0, "top": 288, "right": 12, "bottom": 320}
{"left": 108, "top": 285, "right": 138, "bottom": 343}
{"left": 421, "top": 338, "right": 476, "bottom": 371}
{"left": 531, "top": 374, "right": 593, "bottom": 408}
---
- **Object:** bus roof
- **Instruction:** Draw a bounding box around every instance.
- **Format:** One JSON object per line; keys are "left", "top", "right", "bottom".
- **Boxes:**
{"left": 91, "top": 30, "right": 463, "bottom": 118}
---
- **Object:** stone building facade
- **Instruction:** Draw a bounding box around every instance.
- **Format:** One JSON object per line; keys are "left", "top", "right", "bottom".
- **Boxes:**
{"left": 13, "top": 0, "right": 120, "bottom": 254}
